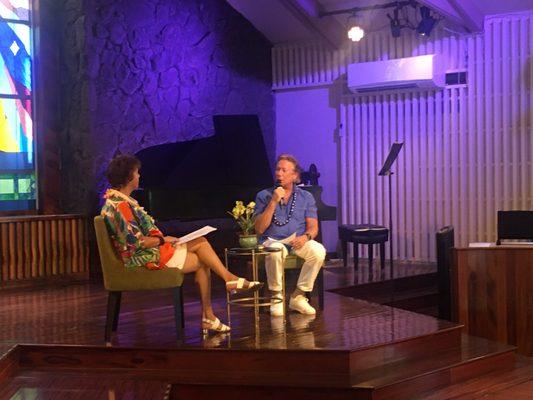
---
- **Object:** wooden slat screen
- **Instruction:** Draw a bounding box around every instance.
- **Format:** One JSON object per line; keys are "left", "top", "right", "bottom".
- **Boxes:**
{"left": 0, "top": 215, "right": 89, "bottom": 283}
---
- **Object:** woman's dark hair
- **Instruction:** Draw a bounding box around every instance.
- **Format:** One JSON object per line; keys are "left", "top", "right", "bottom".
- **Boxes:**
{"left": 106, "top": 154, "right": 141, "bottom": 189}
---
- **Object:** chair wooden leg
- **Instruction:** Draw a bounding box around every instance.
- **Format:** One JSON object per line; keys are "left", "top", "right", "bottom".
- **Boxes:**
{"left": 105, "top": 291, "right": 121, "bottom": 342}
{"left": 341, "top": 239, "right": 348, "bottom": 268}
{"left": 112, "top": 291, "right": 122, "bottom": 331}
{"left": 317, "top": 267, "right": 324, "bottom": 310}
{"left": 172, "top": 286, "right": 185, "bottom": 339}
{"left": 368, "top": 244, "right": 374, "bottom": 269}
{"left": 354, "top": 243, "right": 359, "bottom": 271}
{"left": 380, "top": 242, "right": 386, "bottom": 269}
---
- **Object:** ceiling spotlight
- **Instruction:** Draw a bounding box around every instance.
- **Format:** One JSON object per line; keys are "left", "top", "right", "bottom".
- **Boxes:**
{"left": 348, "top": 25, "right": 365, "bottom": 41}
{"left": 416, "top": 6, "right": 437, "bottom": 36}
{"left": 387, "top": 8, "right": 402, "bottom": 38}
{"left": 319, "top": 1, "right": 440, "bottom": 41}
{"left": 347, "top": 13, "right": 364, "bottom": 42}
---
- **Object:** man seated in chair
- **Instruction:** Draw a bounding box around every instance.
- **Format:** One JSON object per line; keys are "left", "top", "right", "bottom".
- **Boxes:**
{"left": 254, "top": 154, "right": 326, "bottom": 316}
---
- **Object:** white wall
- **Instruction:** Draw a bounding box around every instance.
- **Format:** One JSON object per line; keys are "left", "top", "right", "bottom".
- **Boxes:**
{"left": 273, "top": 12, "right": 533, "bottom": 262}
{"left": 275, "top": 86, "right": 339, "bottom": 252}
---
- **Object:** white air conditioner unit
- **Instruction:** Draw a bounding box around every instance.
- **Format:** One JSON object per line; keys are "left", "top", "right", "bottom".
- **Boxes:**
{"left": 347, "top": 54, "right": 445, "bottom": 94}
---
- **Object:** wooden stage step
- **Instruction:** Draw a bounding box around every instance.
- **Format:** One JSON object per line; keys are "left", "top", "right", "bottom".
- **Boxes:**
{"left": 330, "top": 273, "right": 441, "bottom": 315}
{"left": 0, "top": 280, "right": 518, "bottom": 399}
{"left": 168, "top": 336, "right": 515, "bottom": 399}
{"left": 1, "top": 330, "right": 515, "bottom": 399}
{"left": 4, "top": 334, "right": 510, "bottom": 400}
{"left": 353, "top": 335, "right": 515, "bottom": 399}
{"left": 11, "top": 322, "right": 461, "bottom": 383}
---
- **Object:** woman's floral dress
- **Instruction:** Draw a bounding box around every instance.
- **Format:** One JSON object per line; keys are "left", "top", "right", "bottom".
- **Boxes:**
{"left": 101, "top": 189, "right": 185, "bottom": 269}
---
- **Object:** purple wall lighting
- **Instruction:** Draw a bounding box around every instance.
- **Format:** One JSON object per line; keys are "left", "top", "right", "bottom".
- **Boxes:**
{"left": 60, "top": 0, "right": 274, "bottom": 214}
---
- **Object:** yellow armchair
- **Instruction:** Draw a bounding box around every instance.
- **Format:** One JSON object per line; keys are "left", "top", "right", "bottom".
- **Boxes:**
{"left": 94, "top": 216, "right": 185, "bottom": 342}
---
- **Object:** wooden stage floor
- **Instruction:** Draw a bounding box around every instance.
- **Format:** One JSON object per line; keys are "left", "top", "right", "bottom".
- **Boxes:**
{"left": 0, "top": 260, "right": 439, "bottom": 350}
{"left": 0, "top": 261, "right": 531, "bottom": 399}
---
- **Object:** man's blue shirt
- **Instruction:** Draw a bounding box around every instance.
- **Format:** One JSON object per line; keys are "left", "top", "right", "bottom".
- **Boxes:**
{"left": 254, "top": 186, "right": 318, "bottom": 242}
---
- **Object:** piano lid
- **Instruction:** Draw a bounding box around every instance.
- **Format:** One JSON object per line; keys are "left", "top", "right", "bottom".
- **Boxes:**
{"left": 136, "top": 115, "right": 273, "bottom": 189}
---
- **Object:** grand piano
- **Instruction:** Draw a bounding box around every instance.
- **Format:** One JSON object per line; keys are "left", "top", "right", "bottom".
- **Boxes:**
{"left": 133, "top": 115, "right": 336, "bottom": 251}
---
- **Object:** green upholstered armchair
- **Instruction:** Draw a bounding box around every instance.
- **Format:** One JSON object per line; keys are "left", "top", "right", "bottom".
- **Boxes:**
{"left": 94, "top": 216, "right": 185, "bottom": 343}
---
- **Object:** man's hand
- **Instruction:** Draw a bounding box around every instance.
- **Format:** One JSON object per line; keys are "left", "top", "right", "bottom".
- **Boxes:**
{"left": 272, "top": 186, "right": 285, "bottom": 204}
{"left": 291, "top": 234, "right": 309, "bottom": 250}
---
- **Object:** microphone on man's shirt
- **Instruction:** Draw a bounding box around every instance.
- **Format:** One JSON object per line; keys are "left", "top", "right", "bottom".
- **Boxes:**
{"left": 275, "top": 179, "right": 284, "bottom": 204}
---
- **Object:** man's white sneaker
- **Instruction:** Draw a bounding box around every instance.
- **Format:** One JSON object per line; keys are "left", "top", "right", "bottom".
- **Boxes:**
{"left": 289, "top": 295, "right": 316, "bottom": 315}
{"left": 270, "top": 295, "right": 284, "bottom": 317}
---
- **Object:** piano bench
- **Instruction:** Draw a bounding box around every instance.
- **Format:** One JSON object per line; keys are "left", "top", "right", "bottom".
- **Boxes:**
{"left": 339, "top": 224, "right": 389, "bottom": 271}
{"left": 257, "top": 254, "right": 324, "bottom": 310}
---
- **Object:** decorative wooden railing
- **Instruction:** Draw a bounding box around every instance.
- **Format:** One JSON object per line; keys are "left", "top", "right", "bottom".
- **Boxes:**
{"left": 0, "top": 214, "right": 89, "bottom": 285}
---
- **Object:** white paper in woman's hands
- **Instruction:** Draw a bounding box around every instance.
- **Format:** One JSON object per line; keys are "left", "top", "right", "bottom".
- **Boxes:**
{"left": 176, "top": 226, "right": 217, "bottom": 244}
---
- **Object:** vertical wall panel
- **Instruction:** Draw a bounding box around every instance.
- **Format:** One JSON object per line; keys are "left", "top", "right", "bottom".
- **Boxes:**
{"left": 347, "top": 98, "right": 355, "bottom": 223}
{"left": 474, "top": 35, "right": 485, "bottom": 241}
{"left": 519, "top": 18, "right": 528, "bottom": 210}
{"left": 273, "top": 14, "right": 533, "bottom": 261}
{"left": 530, "top": 16, "right": 533, "bottom": 207}
{"left": 375, "top": 96, "right": 384, "bottom": 235}
{"left": 339, "top": 100, "right": 348, "bottom": 225}
{"left": 466, "top": 37, "right": 476, "bottom": 244}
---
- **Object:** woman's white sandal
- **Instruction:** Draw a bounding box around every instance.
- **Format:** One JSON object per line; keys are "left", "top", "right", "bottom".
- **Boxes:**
{"left": 225, "top": 277, "right": 263, "bottom": 295}
{"left": 202, "top": 317, "right": 231, "bottom": 336}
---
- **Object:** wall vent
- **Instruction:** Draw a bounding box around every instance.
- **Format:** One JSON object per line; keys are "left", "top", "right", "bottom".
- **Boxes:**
{"left": 445, "top": 71, "right": 467, "bottom": 85}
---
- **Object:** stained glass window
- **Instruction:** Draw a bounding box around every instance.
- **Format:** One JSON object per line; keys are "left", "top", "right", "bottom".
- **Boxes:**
{"left": 0, "top": 1, "right": 30, "bottom": 22}
{"left": 0, "top": 22, "right": 31, "bottom": 95}
{"left": 0, "top": 1, "right": 34, "bottom": 211}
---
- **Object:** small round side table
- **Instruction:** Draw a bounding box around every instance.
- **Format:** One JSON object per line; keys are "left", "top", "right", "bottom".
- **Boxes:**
{"left": 225, "top": 246, "right": 284, "bottom": 330}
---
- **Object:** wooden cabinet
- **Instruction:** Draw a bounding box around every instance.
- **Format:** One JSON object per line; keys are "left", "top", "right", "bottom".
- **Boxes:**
{"left": 452, "top": 246, "right": 533, "bottom": 355}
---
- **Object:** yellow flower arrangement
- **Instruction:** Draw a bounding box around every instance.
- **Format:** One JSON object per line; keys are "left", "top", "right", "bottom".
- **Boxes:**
{"left": 228, "top": 200, "right": 256, "bottom": 235}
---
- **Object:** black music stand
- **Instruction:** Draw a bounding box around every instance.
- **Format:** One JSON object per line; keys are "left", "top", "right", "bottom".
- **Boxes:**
{"left": 378, "top": 142, "right": 403, "bottom": 288}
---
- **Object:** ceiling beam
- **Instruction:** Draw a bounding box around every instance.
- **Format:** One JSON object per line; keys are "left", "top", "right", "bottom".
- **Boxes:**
{"left": 446, "top": 0, "right": 483, "bottom": 32}
{"left": 279, "top": 0, "right": 346, "bottom": 49}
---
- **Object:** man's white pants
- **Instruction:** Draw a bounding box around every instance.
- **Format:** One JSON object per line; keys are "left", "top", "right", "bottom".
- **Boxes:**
{"left": 265, "top": 240, "right": 326, "bottom": 292}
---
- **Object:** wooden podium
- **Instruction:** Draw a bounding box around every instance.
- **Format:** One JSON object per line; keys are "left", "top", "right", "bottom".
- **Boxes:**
{"left": 452, "top": 246, "right": 533, "bottom": 355}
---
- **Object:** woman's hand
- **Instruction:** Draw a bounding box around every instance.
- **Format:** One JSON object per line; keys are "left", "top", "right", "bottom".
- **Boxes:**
{"left": 291, "top": 235, "right": 309, "bottom": 250}
{"left": 140, "top": 235, "right": 163, "bottom": 248}
{"left": 164, "top": 236, "right": 179, "bottom": 244}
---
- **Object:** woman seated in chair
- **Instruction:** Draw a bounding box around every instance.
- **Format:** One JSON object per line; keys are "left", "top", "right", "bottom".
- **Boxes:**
{"left": 101, "top": 154, "right": 262, "bottom": 335}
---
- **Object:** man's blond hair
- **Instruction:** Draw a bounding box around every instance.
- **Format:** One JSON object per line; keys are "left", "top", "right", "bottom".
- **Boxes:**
{"left": 277, "top": 154, "right": 301, "bottom": 184}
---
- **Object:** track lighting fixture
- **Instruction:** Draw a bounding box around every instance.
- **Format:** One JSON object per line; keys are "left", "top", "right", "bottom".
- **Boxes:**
{"left": 387, "top": 8, "right": 402, "bottom": 38}
{"left": 320, "top": 1, "right": 440, "bottom": 40}
{"left": 416, "top": 6, "right": 438, "bottom": 36}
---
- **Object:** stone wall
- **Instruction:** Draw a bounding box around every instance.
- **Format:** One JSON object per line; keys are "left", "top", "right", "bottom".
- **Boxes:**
{"left": 59, "top": 0, "right": 273, "bottom": 215}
